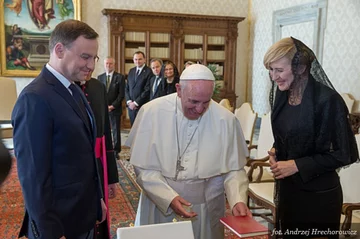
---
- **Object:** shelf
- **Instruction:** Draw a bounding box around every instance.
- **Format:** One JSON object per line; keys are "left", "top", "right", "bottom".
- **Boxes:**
{"left": 125, "top": 32, "right": 145, "bottom": 41}
{"left": 125, "top": 46, "right": 146, "bottom": 58}
{"left": 184, "top": 43, "right": 203, "bottom": 48}
{"left": 104, "top": 9, "right": 244, "bottom": 126}
{"left": 184, "top": 35, "right": 203, "bottom": 44}
{"left": 207, "top": 50, "right": 225, "bottom": 61}
{"left": 208, "top": 36, "right": 225, "bottom": 45}
{"left": 150, "top": 47, "right": 170, "bottom": 58}
{"left": 150, "top": 33, "right": 170, "bottom": 43}
{"left": 150, "top": 42, "right": 170, "bottom": 48}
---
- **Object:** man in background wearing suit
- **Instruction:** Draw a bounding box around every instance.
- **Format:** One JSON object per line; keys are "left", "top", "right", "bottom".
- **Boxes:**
{"left": 125, "top": 51, "right": 153, "bottom": 125}
{"left": 11, "top": 20, "right": 106, "bottom": 239}
{"left": 97, "top": 57, "right": 125, "bottom": 158}
{"left": 149, "top": 58, "right": 164, "bottom": 101}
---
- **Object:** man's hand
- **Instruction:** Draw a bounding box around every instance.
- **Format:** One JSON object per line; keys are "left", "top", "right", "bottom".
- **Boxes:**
{"left": 270, "top": 159, "right": 298, "bottom": 179}
{"left": 59, "top": 236, "right": 66, "bottom": 239}
{"left": 108, "top": 105, "right": 115, "bottom": 112}
{"left": 108, "top": 183, "right": 117, "bottom": 199}
{"left": 128, "top": 102, "right": 138, "bottom": 110}
{"left": 232, "top": 202, "right": 252, "bottom": 217}
{"left": 96, "top": 199, "right": 107, "bottom": 224}
{"left": 170, "top": 196, "right": 197, "bottom": 218}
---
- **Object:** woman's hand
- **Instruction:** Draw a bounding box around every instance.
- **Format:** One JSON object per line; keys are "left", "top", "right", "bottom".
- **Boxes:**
{"left": 270, "top": 159, "right": 298, "bottom": 179}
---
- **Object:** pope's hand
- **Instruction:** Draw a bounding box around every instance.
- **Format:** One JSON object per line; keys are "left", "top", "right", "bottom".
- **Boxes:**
{"left": 232, "top": 202, "right": 252, "bottom": 217}
{"left": 170, "top": 196, "right": 197, "bottom": 218}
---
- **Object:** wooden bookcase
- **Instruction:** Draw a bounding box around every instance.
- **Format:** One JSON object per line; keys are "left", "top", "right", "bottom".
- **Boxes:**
{"left": 102, "top": 9, "right": 244, "bottom": 128}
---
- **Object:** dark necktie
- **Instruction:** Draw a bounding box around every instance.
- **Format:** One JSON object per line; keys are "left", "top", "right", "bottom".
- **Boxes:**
{"left": 69, "top": 83, "right": 90, "bottom": 128}
{"left": 135, "top": 69, "right": 140, "bottom": 81}
{"left": 153, "top": 76, "right": 160, "bottom": 94}
{"left": 106, "top": 75, "right": 110, "bottom": 90}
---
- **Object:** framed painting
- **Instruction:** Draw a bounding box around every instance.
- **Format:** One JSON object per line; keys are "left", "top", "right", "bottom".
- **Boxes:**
{"left": 0, "top": 0, "right": 81, "bottom": 77}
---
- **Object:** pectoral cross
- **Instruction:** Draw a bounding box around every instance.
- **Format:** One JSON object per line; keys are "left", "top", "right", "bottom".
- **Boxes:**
{"left": 174, "top": 159, "right": 185, "bottom": 181}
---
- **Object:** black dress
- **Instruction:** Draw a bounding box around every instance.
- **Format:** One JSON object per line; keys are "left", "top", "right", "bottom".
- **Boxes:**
{"left": 271, "top": 77, "right": 358, "bottom": 238}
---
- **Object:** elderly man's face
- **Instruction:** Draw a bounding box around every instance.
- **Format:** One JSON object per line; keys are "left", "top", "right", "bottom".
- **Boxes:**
{"left": 176, "top": 80, "right": 214, "bottom": 120}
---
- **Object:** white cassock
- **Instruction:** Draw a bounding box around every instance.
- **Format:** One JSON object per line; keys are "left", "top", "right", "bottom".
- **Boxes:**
{"left": 125, "top": 93, "right": 249, "bottom": 239}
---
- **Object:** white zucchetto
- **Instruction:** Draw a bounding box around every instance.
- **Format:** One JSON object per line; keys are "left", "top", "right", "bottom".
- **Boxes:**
{"left": 180, "top": 64, "right": 215, "bottom": 81}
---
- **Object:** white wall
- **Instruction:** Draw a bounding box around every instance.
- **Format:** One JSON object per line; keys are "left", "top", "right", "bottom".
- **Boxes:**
{"left": 8, "top": 0, "right": 360, "bottom": 114}
{"left": 83, "top": 0, "right": 249, "bottom": 106}
{"left": 11, "top": 0, "right": 249, "bottom": 103}
{"left": 249, "top": 0, "right": 360, "bottom": 115}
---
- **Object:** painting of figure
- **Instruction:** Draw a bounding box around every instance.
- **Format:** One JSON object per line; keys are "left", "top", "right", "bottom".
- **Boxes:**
{"left": 0, "top": 0, "right": 80, "bottom": 77}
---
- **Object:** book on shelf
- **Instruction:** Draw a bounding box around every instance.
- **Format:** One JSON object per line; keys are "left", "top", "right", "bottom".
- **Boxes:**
{"left": 220, "top": 215, "right": 269, "bottom": 238}
{"left": 150, "top": 33, "right": 170, "bottom": 43}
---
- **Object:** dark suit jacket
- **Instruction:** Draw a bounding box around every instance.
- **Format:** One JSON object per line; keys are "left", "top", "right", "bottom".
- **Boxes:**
{"left": 125, "top": 65, "right": 153, "bottom": 107}
{"left": 97, "top": 71, "right": 125, "bottom": 116}
{"left": 81, "top": 78, "right": 118, "bottom": 184}
{"left": 12, "top": 67, "right": 102, "bottom": 239}
{"left": 149, "top": 75, "right": 165, "bottom": 100}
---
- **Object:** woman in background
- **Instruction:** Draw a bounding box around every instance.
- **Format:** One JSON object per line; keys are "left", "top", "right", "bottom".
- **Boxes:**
{"left": 264, "top": 37, "right": 358, "bottom": 238}
{"left": 162, "top": 61, "right": 180, "bottom": 95}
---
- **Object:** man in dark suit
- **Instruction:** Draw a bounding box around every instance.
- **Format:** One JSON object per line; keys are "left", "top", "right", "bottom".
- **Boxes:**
{"left": 125, "top": 51, "right": 153, "bottom": 125}
{"left": 97, "top": 57, "right": 125, "bottom": 157}
{"left": 149, "top": 58, "right": 164, "bottom": 101}
{"left": 11, "top": 20, "right": 106, "bottom": 239}
{"left": 79, "top": 73, "right": 119, "bottom": 239}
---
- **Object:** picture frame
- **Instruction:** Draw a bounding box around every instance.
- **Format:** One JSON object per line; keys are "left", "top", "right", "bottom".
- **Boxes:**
{"left": 0, "top": 0, "right": 81, "bottom": 77}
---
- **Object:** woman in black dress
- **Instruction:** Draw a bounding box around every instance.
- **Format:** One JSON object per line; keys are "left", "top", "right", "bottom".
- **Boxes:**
{"left": 162, "top": 61, "right": 179, "bottom": 95}
{"left": 264, "top": 37, "right": 359, "bottom": 238}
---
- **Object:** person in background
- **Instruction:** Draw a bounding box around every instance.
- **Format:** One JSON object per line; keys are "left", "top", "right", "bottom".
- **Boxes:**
{"left": 97, "top": 57, "right": 125, "bottom": 158}
{"left": 78, "top": 71, "right": 120, "bottom": 239}
{"left": 12, "top": 19, "right": 106, "bottom": 239}
{"left": 125, "top": 51, "right": 153, "bottom": 126}
{"left": 264, "top": 37, "right": 359, "bottom": 238}
{"left": 149, "top": 58, "right": 164, "bottom": 100}
{"left": 0, "top": 139, "right": 12, "bottom": 186}
{"left": 162, "top": 61, "right": 180, "bottom": 95}
{"left": 184, "top": 60, "right": 195, "bottom": 69}
{"left": 126, "top": 64, "right": 251, "bottom": 239}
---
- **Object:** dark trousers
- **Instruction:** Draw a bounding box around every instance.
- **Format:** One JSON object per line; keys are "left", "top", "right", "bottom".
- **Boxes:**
{"left": 109, "top": 112, "right": 121, "bottom": 153}
{"left": 75, "top": 228, "right": 94, "bottom": 239}
{"left": 128, "top": 108, "right": 139, "bottom": 126}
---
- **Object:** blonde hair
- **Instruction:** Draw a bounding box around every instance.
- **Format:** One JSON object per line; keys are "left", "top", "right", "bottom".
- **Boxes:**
{"left": 263, "top": 37, "right": 296, "bottom": 70}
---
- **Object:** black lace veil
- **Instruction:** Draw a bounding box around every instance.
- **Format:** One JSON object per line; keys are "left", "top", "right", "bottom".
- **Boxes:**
{"left": 269, "top": 37, "right": 335, "bottom": 110}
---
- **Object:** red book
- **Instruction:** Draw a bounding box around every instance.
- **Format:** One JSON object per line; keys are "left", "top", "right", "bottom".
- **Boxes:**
{"left": 220, "top": 215, "right": 269, "bottom": 238}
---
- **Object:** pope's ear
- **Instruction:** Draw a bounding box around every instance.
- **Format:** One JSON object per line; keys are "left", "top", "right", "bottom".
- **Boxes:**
{"left": 176, "top": 83, "right": 181, "bottom": 97}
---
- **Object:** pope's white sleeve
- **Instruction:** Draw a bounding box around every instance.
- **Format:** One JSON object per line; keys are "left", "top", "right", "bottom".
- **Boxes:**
{"left": 134, "top": 166, "right": 179, "bottom": 215}
{"left": 223, "top": 169, "right": 249, "bottom": 210}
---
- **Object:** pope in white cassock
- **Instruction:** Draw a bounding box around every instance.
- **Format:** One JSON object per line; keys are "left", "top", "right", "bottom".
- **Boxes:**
{"left": 125, "top": 64, "right": 251, "bottom": 239}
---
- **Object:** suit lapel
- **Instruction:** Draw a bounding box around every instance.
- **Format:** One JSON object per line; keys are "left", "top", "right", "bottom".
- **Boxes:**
{"left": 42, "top": 68, "right": 94, "bottom": 139}
{"left": 132, "top": 68, "right": 142, "bottom": 89}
